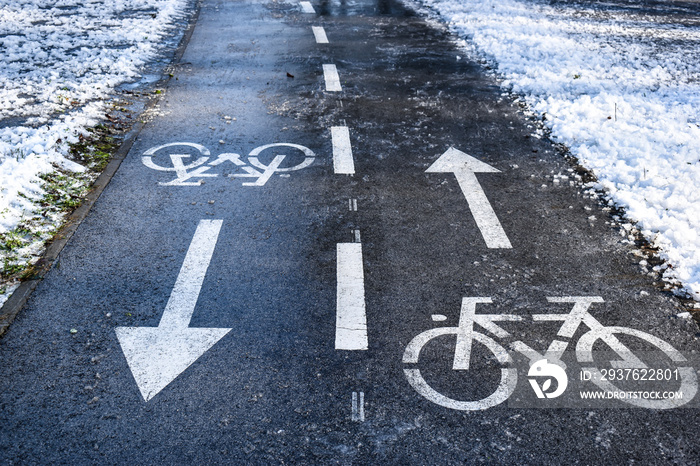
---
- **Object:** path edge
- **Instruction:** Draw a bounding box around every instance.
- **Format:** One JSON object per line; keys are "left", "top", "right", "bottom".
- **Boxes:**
{"left": 0, "top": 0, "right": 203, "bottom": 338}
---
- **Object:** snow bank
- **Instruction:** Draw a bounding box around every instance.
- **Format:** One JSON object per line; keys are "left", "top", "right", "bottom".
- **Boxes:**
{"left": 0, "top": 0, "right": 188, "bottom": 306}
{"left": 419, "top": 0, "right": 700, "bottom": 300}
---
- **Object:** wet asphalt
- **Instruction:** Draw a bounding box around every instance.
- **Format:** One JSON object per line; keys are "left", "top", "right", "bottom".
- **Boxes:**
{"left": 1, "top": 0, "right": 700, "bottom": 463}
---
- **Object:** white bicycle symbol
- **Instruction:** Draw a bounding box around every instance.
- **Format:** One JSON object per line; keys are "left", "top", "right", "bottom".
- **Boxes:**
{"left": 403, "top": 296, "right": 698, "bottom": 410}
{"left": 142, "top": 142, "right": 316, "bottom": 186}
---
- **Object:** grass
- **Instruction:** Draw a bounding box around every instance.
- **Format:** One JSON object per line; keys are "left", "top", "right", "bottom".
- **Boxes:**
{"left": 0, "top": 225, "right": 34, "bottom": 279}
{"left": 0, "top": 230, "right": 25, "bottom": 252}
{"left": 67, "top": 124, "right": 120, "bottom": 171}
{"left": 0, "top": 124, "right": 123, "bottom": 284}
{"left": 1, "top": 257, "right": 24, "bottom": 279}
{"left": 0, "top": 148, "right": 28, "bottom": 162}
{"left": 37, "top": 171, "right": 88, "bottom": 211}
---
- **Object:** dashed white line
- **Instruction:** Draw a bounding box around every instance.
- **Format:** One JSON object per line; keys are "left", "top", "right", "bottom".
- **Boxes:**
{"left": 352, "top": 391, "right": 365, "bottom": 422}
{"left": 300, "top": 1, "right": 315, "bottom": 13}
{"left": 312, "top": 26, "right": 329, "bottom": 44}
{"left": 336, "top": 243, "right": 368, "bottom": 351}
{"left": 323, "top": 64, "right": 342, "bottom": 92}
{"left": 331, "top": 126, "right": 355, "bottom": 175}
{"left": 349, "top": 199, "right": 358, "bottom": 211}
{"left": 352, "top": 229, "right": 361, "bottom": 243}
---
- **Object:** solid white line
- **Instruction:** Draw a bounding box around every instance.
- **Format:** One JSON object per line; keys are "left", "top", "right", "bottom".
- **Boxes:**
{"left": 323, "top": 64, "right": 342, "bottom": 92}
{"left": 159, "top": 220, "right": 222, "bottom": 329}
{"left": 312, "top": 26, "right": 329, "bottom": 44}
{"left": 300, "top": 1, "right": 315, "bottom": 13}
{"left": 331, "top": 126, "right": 355, "bottom": 174}
{"left": 336, "top": 243, "right": 368, "bottom": 350}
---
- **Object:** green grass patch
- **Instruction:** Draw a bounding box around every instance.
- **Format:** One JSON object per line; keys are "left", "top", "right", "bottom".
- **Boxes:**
{"left": 0, "top": 228, "right": 32, "bottom": 252}
{"left": 1, "top": 257, "right": 24, "bottom": 279}
{"left": 37, "top": 171, "right": 88, "bottom": 211}
{"left": 0, "top": 124, "right": 124, "bottom": 284}
{"left": 68, "top": 124, "right": 120, "bottom": 172}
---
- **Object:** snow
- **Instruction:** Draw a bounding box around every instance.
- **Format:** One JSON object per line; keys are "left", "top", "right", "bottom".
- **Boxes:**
{"left": 417, "top": 0, "right": 700, "bottom": 301}
{"left": 0, "top": 0, "right": 189, "bottom": 306}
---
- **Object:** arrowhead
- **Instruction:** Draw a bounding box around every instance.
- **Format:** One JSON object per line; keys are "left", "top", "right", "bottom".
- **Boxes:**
{"left": 426, "top": 148, "right": 500, "bottom": 174}
{"left": 115, "top": 326, "right": 231, "bottom": 402}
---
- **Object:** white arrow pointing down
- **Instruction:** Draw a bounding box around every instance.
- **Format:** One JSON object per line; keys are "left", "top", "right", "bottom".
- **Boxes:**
{"left": 427, "top": 148, "right": 512, "bottom": 249}
{"left": 116, "top": 220, "right": 231, "bottom": 402}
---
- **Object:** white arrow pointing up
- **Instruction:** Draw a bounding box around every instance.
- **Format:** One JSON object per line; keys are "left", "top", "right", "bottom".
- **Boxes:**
{"left": 116, "top": 220, "right": 231, "bottom": 402}
{"left": 427, "top": 148, "right": 512, "bottom": 249}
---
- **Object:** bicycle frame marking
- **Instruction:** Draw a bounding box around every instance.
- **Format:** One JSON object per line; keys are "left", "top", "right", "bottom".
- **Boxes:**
{"left": 142, "top": 142, "right": 316, "bottom": 186}
{"left": 403, "top": 296, "right": 698, "bottom": 410}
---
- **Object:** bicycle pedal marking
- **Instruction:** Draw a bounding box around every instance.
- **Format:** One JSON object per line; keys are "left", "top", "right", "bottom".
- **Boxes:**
{"left": 141, "top": 141, "right": 316, "bottom": 187}
{"left": 403, "top": 296, "right": 698, "bottom": 411}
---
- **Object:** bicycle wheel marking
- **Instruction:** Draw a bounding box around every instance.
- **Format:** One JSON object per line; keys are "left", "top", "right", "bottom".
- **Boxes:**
{"left": 141, "top": 141, "right": 316, "bottom": 187}
{"left": 403, "top": 328, "right": 516, "bottom": 411}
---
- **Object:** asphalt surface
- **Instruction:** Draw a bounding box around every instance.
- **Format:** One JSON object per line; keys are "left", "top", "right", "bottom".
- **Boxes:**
{"left": 1, "top": 0, "right": 700, "bottom": 463}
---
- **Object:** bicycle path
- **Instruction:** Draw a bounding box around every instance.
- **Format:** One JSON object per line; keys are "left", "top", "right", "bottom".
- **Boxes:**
{"left": 1, "top": 0, "right": 699, "bottom": 462}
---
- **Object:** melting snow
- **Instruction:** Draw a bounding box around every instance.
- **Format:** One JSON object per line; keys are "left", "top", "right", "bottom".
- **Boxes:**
{"left": 418, "top": 0, "right": 700, "bottom": 300}
{"left": 0, "top": 0, "right": 188, "bottom": 306}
